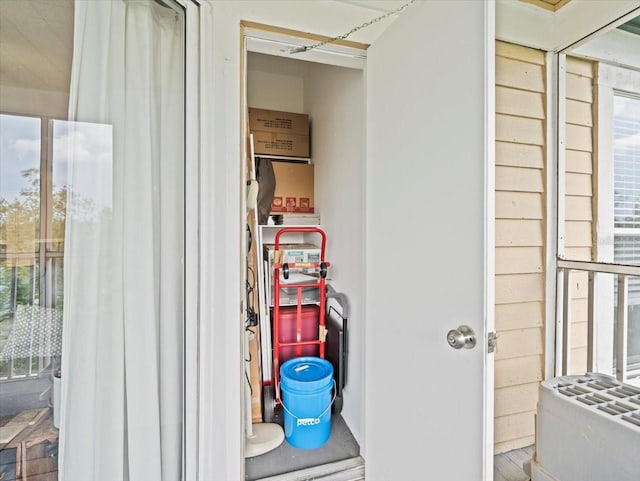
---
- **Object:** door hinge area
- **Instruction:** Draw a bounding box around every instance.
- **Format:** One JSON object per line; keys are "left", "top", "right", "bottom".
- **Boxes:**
{"left": 488, "top": 331, "right": 498, "bottom": 353}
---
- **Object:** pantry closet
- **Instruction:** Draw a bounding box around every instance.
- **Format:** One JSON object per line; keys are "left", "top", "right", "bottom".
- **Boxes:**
{"left": 242, "top": 28, "right": 367, "bottom": 479}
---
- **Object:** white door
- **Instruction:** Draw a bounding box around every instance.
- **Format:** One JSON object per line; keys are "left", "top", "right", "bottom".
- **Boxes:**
{"left": 365, "top": 1, "right": 494, "bottom": 479}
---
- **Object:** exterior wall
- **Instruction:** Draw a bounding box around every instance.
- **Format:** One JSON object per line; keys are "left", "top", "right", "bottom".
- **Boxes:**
{"left": 494, "top": 41, "right": 546, "bottom": 454}
{"left": 493, "top": 48, "right": 596, "bottom": 452}
{"left": 564, "top": 56, "right": 595, "bottom": 375}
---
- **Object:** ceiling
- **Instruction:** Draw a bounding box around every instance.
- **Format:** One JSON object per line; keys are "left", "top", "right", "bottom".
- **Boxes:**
{"left": 0, "top": 0, "right": 635, "bottom": 96}
{"left": 619, "top": 14, "right": 640, "bottom": 35}
{"left": 0, "top": 0, "right": 73, "bottom": 93}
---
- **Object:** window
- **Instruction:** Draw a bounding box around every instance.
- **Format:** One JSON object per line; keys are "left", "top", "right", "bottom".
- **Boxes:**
{"left": 0, "top": 113, "right": 65, "bottom": 379}
{"left": 556, "top": 59, "right": 640, "bottom": 384}
{"left": 613, "top": 93, "right": 640, "bottom": 369}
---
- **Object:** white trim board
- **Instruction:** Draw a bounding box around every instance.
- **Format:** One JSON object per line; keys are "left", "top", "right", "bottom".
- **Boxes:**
{"left": 496, "top": 0, "right": 640, "bottom": 52}
{"left": 244, "top": 28, "right": 367, "bottom": 70}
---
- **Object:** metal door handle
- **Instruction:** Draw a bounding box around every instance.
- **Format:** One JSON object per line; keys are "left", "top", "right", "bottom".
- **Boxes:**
{"left": 447, "top": 325, "right": 476, "bottom": 350}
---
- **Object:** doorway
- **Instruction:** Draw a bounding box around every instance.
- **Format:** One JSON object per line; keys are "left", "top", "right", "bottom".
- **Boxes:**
{"left": 241, "top": 26, "right": 367, "bottom": 479}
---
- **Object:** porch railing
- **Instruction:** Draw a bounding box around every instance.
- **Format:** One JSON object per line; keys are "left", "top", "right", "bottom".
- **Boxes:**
{"left": 557, "top": 259, "right": 640, "bottom": 383}
{"left": 0, "top": 252, "right": 63, "bottom": 381}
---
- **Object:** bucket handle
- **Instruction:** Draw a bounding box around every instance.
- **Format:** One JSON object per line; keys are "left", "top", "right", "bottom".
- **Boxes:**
{"left": 279, "top": 380, "right": 336, "bottom": 423}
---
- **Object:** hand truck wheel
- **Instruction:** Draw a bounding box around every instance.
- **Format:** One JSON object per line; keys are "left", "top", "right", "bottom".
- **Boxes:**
{"left": 283, "top": 263, "right": 290, "bottom": 280}
{"left": 263, "top": 385, "right": 275, "bottom": 423}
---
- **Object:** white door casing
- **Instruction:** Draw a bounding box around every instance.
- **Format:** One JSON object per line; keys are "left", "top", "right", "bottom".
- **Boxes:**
{"left": 365, "top": 1, "right": 494, "bottom": 479}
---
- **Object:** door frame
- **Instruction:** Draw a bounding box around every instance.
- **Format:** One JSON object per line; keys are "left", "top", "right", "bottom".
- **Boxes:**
{"left": 238, "top": 22, "right": 368, "bottom": 478}
{"left": 195, "top": 2, "right": 496, "bottom": 479}
{"left": 180, "top": 1, "right": 204, "bottom": 481}
{"left": 484, "top": 3, "right": 497, "bottom": 480}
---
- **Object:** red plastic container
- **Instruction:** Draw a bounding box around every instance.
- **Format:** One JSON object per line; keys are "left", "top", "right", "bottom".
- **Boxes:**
{"left": 276, "top": 305, "right": 320, "bottom": 363}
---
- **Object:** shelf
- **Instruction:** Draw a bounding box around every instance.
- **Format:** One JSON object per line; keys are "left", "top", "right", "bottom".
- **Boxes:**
{"left": 254, "top": 154, "right": 311, "bottom": 163}
{"left": 260, "top": 224, "right": 322, "bottom": 229}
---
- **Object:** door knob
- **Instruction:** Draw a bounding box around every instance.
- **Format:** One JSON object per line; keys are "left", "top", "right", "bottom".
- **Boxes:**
{"left": 447, "top": 325, "right": 476, "bottom": 350}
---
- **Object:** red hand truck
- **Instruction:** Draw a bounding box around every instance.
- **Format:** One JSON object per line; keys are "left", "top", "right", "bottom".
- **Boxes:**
{"left": 262, "top": 227, "right": 330, "bottom": 423}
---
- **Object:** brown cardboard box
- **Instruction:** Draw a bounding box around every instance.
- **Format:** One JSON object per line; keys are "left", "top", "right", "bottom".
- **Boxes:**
{"left": 262, "top": 243, "right": 321, "bottom": 307}
{"left": 271, "top": 161, "right": 314, "bottom": 214}
{"left": 252, "top": 130, "right": 310, "bottom": 158}
{"left": 249, "top": 108, "right": 309, "bottom": 136}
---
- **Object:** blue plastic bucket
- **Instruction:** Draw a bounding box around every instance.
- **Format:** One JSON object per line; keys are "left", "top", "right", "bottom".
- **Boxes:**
{"left": 280, "top": 357, "right": 334, "bottom": 449}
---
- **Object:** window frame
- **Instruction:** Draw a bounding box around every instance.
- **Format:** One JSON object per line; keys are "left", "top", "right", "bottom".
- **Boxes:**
{"left": 593, "top": 63, "right": 640, "bottom": 377}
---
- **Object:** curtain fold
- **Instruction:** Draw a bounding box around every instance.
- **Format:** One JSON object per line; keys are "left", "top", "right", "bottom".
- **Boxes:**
{"left": 60, "top": 2, "right": 184, "bottom": 480}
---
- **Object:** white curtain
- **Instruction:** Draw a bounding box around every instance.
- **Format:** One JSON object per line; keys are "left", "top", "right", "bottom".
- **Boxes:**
{"left": 60, "top": 1, "right": 184, "bottom": 480}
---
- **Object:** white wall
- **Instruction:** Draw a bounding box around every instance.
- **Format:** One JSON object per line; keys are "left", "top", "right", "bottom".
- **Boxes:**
{"left": 304, "top": 62, "right": 365, "bottom": 446}
{"left": 247, "top": 53, "right": 305, "bottom": 113}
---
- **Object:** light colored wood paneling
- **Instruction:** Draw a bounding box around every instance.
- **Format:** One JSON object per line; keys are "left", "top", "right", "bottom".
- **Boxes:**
{"left": 565, "top": 195, "right": 593, "bottom": 221}
{"left": 495, "top": 411, "right": 535, "bottom": 444}
{"left": 566, "top": 56, "right": 594, "bottom": 78}
{"left": 570, "top": 346, "right": 588, "bottom": 375}
{"left": 496, "top": 301, "right": 544, "bottom": 331}
{"left": 496, "top": 166, "right": 544, "bottom": 193}
{"left": 496, "top": 41, "right": 545, "bottom": 65}
{"left": 564, "top": 246, "right": 592, "bottom": 260}
{"left": 564, "top": 54, "right": 593, "bottom": 378}
{"left": 496, "top": 114, "right": 545, "bottom": 145}
{"left": 566, "top": 272, "right": 589, "bottom": 301}
{"left": 496, "top": 247, "right": 543, "bottom": 275}
{"left": 565, "top": 172, "right": 592, "bottom": 196}
{"left": 497, "top": 86, "right": 545, "bottom": 119}
{"left": 564, "top": 220, "right": 593, "bottom": 247}
{"left": 566, "top": 98, "right": 593, "bottom": 127}
{"left": 570, "top": 320, "right": 588, "bottom": 348}
{"left": 520, "top": 0, "right": 573, "bottom": 12}
{"left": 495, "top": 382, "right": 540, "bottom": 417}
{"left": 569, "top": 297, "right": 588, "bottom": 323}
{"left": 495, "top": 328, "right": 544, "bottom": 360}
{"left": 494, "top": 42, "right": 547, "bottom": 452}
{"left": 496, "top": 141, "right": 544, "bottom": 169}
{"left": 566, "top": 124, "right": 593, "bottom": 152}
{"left": 565, "top": 149, "right": 593, "bottom": 174}
{"left": 496, "top": 192, "right": 544, "bottom": 220}
{"left": 496, "top": 56, "right": 545, "bottom": 93}
{"left": 496, "top": 273, "right": 544, "bottom": 304}
{"left": 495, "top": 435, "right": 536, "bottom": 456}
{"left": 566, "top": 73, "right": 593, "bottom": 103}
{"left": 495, "top": 355, "right": 543, "bottom": 388}
{"left": 496, "top": 219, "right": 544, "bottom": 246}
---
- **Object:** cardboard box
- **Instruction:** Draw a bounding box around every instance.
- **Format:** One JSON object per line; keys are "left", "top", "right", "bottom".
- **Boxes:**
{"left": 248, "top": 327, "right": 263, "bottom": 423}
{"left": 271, "top": 161, "right": 314, "bottom": 213}
{"left": 263, "top": 243, "right": 321, "bottom": 271}
{"left": 249, "top": 108, "right": 309, "bottom": 136}
{"left": 252, "top": 130, "right": 310, "bottom": 158}
{"left": 263, "top": 243, "right": 321, "bottom": 306}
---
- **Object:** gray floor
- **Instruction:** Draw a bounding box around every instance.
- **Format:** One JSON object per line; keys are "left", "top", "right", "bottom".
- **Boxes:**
{"left": 245, "top": 414, "right": 360, "bottom": 481}
{"left": 247, "top": 422, "right": 532, "bottom": 481}
{"left": 494, "top": 445, "right": 535, "bottom": 481}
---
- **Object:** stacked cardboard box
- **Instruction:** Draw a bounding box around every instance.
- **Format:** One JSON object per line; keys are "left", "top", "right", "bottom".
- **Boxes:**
{"left": 249, "top": 108, "right": 310, "bottom": 158}
{"left": 263, "top": 243, "right": 321, "bottom": 307}
{"left": 270, "top": 161, "right": 314, "bottom": 214}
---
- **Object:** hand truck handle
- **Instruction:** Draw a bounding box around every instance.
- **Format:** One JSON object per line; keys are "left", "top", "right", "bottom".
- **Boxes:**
{"left": 274, "top": 227, "right": 327, "bottom": 259}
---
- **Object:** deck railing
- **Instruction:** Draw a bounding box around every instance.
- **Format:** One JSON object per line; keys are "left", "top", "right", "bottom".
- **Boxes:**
{"left": 0, "top": 253, "right": 63, "bottom": 381}
{"left": 557, "top": 259, "right": 640, "bottom": 383}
